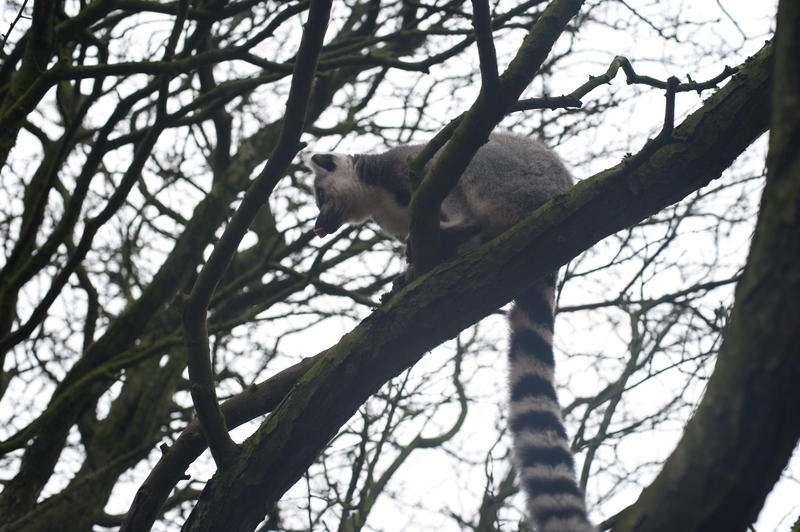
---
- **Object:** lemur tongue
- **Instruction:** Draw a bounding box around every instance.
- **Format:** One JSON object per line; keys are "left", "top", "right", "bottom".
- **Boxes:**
{"left": 313, "top": 227, "right": 328, "bottom": 238}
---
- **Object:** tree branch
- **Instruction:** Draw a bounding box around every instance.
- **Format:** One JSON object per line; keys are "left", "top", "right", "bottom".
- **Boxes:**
{"left": 568, "top": 55, "right": 738, "bottom": 102}
{"left": 182, "top": 0, "right": 331, "bottom": 467}
{"left": 611, "top": 4, "right": 798, "bottom": 529}
{"left": 471, "top": 0, "right": 500, "bottom": 94}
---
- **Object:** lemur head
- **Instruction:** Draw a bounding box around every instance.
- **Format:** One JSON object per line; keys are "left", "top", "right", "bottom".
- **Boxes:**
{"left": 304, "top": 152, "right": 372, "bottom": 238}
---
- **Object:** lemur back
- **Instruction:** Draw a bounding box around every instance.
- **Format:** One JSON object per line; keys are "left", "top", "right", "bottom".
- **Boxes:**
{"left": 305, "top": 134, "right": 594, "bottom": 532}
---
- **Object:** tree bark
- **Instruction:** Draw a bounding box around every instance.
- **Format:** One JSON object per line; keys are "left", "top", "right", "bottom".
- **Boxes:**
{"left": 612, "top": 3, "right": 800, "bottom": 530}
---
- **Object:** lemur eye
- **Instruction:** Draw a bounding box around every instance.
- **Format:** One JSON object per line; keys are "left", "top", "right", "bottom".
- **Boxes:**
{"left": 311, "top": 154, "right": 337, "bottom": 172}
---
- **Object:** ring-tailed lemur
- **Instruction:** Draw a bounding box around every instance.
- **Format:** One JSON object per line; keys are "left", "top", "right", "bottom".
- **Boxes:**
{"left": 305, "top": 133, "right": 594, "bottom": 532}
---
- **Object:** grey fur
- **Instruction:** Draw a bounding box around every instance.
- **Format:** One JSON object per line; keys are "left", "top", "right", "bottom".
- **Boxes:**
{"left": 305, "top": 134, "right": 571, "bottom": 248}
{"left": 305, "top": 134, "right": 594, "bottom": 532}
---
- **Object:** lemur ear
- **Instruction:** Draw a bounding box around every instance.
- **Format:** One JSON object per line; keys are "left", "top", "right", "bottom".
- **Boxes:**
{"left": 303, "top": 152, "right": 337, "bottom": 173}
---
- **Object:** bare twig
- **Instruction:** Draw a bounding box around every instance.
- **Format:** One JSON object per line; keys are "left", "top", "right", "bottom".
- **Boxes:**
{"left": 0, "top": 0, "right": 29, "bottom": 53}
{"left": 657, "top": 75, "right": 680, "bottom": 139}
{"left": 510, "top": 94, "right": 582, "bottom": 111}
{"left": 568, "top": 55, "right": 737, "bottom": 101}
{"left": 716, "top": 0, "right": 748, "bottom": 41}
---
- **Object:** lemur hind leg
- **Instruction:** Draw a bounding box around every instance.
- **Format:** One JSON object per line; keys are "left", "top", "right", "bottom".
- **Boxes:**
{"left": 439, "top": 223, "right": 482, "bottom": 259}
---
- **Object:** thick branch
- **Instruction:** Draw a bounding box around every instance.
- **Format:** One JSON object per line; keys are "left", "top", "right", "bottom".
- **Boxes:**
{"left": 612, "top": 5, "right": 799, "bottom": 530}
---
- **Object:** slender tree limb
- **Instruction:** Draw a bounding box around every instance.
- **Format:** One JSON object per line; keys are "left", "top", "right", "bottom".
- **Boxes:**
{"left": 568, "top": 55, "right": 738, "bottom": 102}
{"left": 408, "top": 118, "right": 462, "bottom": 191}
{"left": 656, "top": 75, "right": 679, "bottom": 139}
{"left": 471, "top": 0, "right": 500, "bottom": 94}
{"left": 182, "top": 0, "right": 331, "bottom": 467}
{"left": 511, "top": 95, "right": 582, "bottom": 111}
{"left": 512, "top": 55, "right": 734, "bottom": 114}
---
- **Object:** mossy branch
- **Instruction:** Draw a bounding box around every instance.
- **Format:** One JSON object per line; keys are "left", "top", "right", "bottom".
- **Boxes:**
{"left": 611, "top": 5, "right": 798, "bottom": 530}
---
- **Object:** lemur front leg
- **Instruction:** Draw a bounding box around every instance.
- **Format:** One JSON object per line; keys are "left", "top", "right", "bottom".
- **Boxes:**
{"left": 407, "top": 220, "right": 480, "bottom": 274}
{"left": 384, "top": 221, "right": 481, "bottom": 303}
{"left": 403, "top": 220, "right": 480, "bottom": 266}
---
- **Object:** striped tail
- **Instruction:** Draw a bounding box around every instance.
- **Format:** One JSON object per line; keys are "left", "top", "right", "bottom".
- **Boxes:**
{"left": 508, "top": 274, "right": 595, "bottom": 532}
